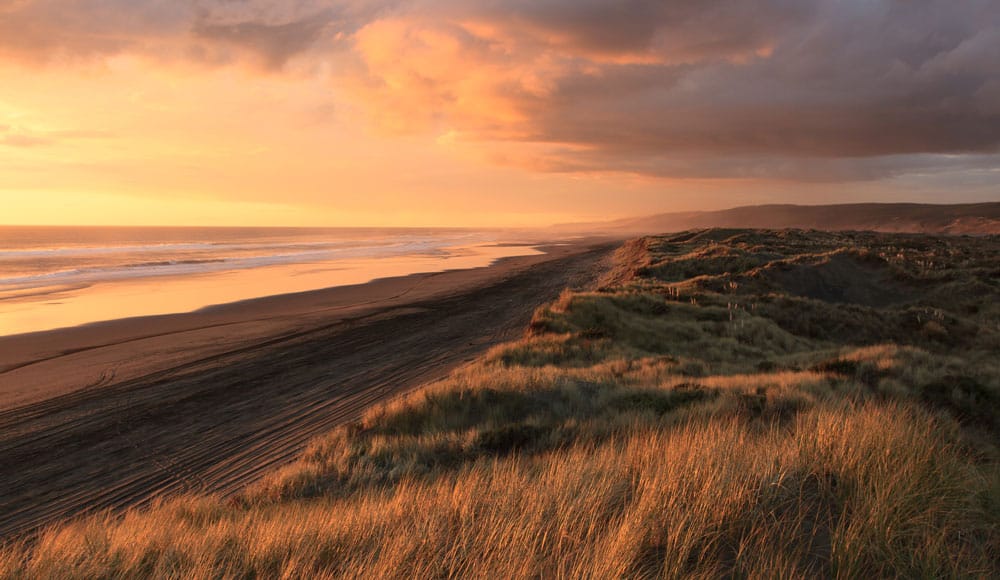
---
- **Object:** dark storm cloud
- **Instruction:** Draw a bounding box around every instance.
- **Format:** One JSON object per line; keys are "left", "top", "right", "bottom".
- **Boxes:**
{"left": 192, "top": 11, "right": 337, "bottom": 69}
{"left": 1, "top": 0, "right": 997, "bottom": 181}
{"left": 462, "top": 0, "right": 813, "bottom": 61}
{"left": 356, "top": 0, "right": 1000, "bottom": 179}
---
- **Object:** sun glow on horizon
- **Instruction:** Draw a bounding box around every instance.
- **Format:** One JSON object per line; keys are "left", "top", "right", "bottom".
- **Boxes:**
{"left": 0, "top": 190, "right": 603, "bottom": 228}
{"left": 0, "top": 1, "right": 996, "bottom": 227}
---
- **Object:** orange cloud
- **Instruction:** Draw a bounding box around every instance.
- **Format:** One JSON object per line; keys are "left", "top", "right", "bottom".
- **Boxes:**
{"left": 0, "top": 0, "right": 998, "bottom": 228}
{"left": 351, "top": 17, "right": 546, "bottom": 134}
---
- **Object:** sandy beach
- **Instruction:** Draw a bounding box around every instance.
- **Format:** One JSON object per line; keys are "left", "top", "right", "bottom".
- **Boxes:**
{"left": 0, "top": 239, "right": 617, "bottom": 539}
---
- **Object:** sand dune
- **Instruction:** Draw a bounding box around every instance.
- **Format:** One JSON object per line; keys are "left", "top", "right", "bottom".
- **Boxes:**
{"left": 558, "top": 202, "right": 1000, "bottom": 235}
{"left": 0, "top": 241, "right": 616, "bottom": 540}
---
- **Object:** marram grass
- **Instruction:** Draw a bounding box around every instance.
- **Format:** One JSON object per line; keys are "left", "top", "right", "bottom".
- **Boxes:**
{"left": 3, "top": 230, "right": 997, "bottom": 578}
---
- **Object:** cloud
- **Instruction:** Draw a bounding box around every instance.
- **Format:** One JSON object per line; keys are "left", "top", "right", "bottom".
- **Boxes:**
{"left": 346, "top": 0, "right": 1000, "bottom": 180}
{"left": 451, "top": 0, "right": 811, "bottom": 64}
{"left": 1, "top": 134, "right": 50, "bottom": 148}
{"left": 191, "top": 11, "right": 337, "bottom": 69}
{"left": 0, "top": 0, "right": 342, "bottom": 66}
{"left": 0, "top": 124, "right": 50, "bottom": 147}
{"left": 1, "top": 0, "right": 997, "bottom": 182}
{"left": 0, "top": 0, "right": 189, "bottom": 61}
{"left": 0, "top": 124, "right": 111, "bottom": 148}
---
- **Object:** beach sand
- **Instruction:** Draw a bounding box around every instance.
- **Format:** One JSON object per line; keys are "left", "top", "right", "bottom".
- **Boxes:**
{"left": 0, "top": 239, "right": 617, "bottom": 539}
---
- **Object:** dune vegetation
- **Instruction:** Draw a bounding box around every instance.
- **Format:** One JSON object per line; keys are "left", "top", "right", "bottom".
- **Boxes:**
{"left": 2, "top": 229, "right": 998, "bottom": 578}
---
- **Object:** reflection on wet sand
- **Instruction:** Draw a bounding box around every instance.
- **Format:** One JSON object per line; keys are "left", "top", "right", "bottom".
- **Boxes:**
{"left": 0, "top": 244, "right": 540, "bottom": 336}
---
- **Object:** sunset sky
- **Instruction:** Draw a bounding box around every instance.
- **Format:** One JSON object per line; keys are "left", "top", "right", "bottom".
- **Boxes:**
{"left": 1, "top": 0, "right": 998, "bottom": 226}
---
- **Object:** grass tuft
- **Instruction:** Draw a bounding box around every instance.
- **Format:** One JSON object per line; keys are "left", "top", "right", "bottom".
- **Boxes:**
{"left": 2, "top": 229, "right": 997, "bottom": 578}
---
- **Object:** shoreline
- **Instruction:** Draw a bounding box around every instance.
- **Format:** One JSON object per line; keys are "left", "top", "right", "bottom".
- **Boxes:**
{"left": 0, "top": 241, "right": 600, "bottom": 409}
{"left": 0, "top": 240, "right": 547, "bottom": 338}
{"left": 0, "top": 239, "right": 618, "bottom": 539}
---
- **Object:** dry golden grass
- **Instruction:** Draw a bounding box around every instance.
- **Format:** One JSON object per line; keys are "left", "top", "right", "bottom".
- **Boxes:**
{"left": 2, "top": 229, "right": 997, "bottom": 578}
{"left": 2, "top": 399, "right": 993, "bottom": 578}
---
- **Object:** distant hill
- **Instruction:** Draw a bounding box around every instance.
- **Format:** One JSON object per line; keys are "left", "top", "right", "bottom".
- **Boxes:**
{"left": 558, "top": 202, "right": 1000, "bottom": 235}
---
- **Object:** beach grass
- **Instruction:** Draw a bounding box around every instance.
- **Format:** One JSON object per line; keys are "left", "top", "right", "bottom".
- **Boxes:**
{"left": 2, "top": 229, "right": 997, "bottom": 578}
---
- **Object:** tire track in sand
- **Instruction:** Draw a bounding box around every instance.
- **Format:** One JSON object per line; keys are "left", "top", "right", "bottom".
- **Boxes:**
{"left": 0, "top": 243, "right": 616, "bottom": 540}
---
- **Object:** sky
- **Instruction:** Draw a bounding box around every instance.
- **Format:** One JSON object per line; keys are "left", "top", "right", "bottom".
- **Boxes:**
{"left": 0, "top": 0, "right": 998, "bottom": 227}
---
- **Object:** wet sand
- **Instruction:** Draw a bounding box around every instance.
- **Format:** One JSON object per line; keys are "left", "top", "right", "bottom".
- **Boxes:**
{"left": 0, "top": 241, "right": 544, "bottom": 337}
{"left": 0, "top": 240, "right": 618, "bottom": 540}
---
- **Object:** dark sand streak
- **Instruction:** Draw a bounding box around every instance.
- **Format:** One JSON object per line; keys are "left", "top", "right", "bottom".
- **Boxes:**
{"left": 0, "top": 242, "right": 617, "bottom": 540}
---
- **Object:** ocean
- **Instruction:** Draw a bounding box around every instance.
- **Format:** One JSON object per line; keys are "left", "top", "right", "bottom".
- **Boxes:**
{"left": 0, "top": 226, "right": 542, "bottom": 336}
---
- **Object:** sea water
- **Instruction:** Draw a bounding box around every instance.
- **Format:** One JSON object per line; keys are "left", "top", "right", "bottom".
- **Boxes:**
{"left": 0, "top": 226, "right": 542, "bottom": 336}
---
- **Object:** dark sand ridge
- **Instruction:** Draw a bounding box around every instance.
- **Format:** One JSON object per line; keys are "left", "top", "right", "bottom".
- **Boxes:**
{"left": 0, "top": 240, "right": 618, "bottom": 540}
